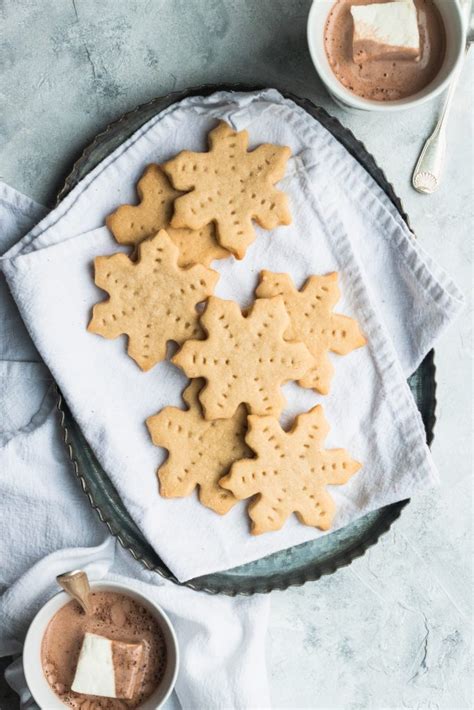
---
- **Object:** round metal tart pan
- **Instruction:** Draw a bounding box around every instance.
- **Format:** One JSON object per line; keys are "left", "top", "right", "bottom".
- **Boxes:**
{"left": 56, "top": 84, "right": 436, "bottom": 595}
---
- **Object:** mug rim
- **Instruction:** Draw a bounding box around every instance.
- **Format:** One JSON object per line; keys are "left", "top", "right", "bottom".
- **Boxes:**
{"left": 23, "top": 579, "right": 180, "bottom": 710}
{"left": 307, "top": 0, "right": 466, "bottom": 112}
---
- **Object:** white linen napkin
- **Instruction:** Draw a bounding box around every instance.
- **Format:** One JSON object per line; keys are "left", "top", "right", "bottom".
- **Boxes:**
{"left": 0, "top": 89, "right": 463, "bottom": 583}
{"left": 0, "top": 183, "right": 271, "bottom": 710}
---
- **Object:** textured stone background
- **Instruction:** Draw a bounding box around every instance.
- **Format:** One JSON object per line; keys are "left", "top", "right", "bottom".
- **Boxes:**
{"left": 1, "top": 1, "right": 472, "bottom": 708}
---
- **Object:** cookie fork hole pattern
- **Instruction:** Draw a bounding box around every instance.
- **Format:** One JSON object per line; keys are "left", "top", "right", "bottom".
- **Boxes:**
{"left": 88, "top": 231, "right": 218, "bottom": 370}
{"left": 163, "top": 121, "right": 292, "bottom": 258}
{"left": 149, "top": 380, "right": 251, "bottom": 513}
{"left": 255, "top": 271, "right": 366, "bottom": 395}
{"left": 224, "top": 405, "right": 361, "bottom": 534}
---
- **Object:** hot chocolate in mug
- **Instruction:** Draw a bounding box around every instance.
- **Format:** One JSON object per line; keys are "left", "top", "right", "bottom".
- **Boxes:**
{"left": 23, "top": 580, "right": 179, "bottom": 710}
{"left": 307, "top": 0, "right": 465, "bottom": 112}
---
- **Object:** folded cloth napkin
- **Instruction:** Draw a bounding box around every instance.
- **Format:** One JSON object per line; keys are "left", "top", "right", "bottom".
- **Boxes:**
{"left": 0, "top": 183, "right": 271, "bottom": 710}
{"left": 0, "top": 89, "right": 463, "bottom": 582}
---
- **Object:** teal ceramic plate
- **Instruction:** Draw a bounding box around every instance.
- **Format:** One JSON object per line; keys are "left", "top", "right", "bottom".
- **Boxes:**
{"left": 56, "top": 84, "right": 436, "bottom": 595}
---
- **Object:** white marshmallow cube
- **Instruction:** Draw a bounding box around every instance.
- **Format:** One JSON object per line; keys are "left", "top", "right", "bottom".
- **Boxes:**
{"left": 351, "top": 0, "right": 420, "bottom": 62}
{"left": 71, "top": 633, "right": 117, "bottom": 698}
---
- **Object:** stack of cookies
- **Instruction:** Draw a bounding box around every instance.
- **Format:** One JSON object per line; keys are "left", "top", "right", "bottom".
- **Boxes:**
{"left": 88, "top": 121, "right": 366, "bottom": 535}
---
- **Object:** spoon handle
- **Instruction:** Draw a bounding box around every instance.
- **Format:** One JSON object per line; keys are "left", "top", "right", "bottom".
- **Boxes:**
{"left": 411, "top": 66, "right": 460, "bottom": 194}
{"left": 412, "top": 36, "right": 470, "bottom": 195}
{"left": 57, "top": 569, "right": 92, "bottom": 614}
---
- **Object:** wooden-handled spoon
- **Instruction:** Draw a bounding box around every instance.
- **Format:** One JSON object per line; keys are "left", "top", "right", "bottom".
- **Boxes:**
{"left": 56, "top": 570, "right": 92, "bottom": 614}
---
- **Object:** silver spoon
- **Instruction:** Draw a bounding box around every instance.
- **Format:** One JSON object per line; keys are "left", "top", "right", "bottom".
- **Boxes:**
{"left": 412, "top": 9, "right": 474, "bottom": 194}
{"left": 56, "top": 569, "right": 92, "bottom": 614}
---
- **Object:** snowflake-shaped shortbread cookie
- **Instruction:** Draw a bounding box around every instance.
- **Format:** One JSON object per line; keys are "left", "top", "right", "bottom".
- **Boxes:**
{"left": 256, "top": 271, "right": 366, "bottom": 394}
{"left": 172, "top": 296, "right": 314, "bottom": 420}
{"left": 146, "top": 380, "right": 250, "bottom": 514}
{"left": 88, "top": 230, "right": 218, "bottom": 370}
{"left": 220, "top": 406, "right": 361, "bottom": 534}
{"left": 106, "top": 164, "right": 229, "bottom": 267}
{"left": 163, "top": 121, "right": 292, "bottom": 259}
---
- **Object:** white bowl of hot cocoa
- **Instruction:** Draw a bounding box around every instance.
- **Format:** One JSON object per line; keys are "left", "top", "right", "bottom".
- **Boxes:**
{"left": 307, "top": 0, "right": 465, "bottom": 111}
{"left": 23, "top": 578, "right": 179, "bottom": 709}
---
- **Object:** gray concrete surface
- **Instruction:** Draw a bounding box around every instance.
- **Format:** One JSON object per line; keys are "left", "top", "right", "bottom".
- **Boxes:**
{"left": 1, "top": 1, "right": 473, "bottom": 708}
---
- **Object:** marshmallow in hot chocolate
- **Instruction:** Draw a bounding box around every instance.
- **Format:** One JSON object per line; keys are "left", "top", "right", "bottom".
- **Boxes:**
{"left": 351, "top": 0, "right": 420, "bottom": 63}
{"left": 71, "top": 632, "right": 145, "bottom": 700}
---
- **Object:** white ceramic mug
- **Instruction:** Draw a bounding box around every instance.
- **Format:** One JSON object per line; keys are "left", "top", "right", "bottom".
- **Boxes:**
{"left": 307, "top": 0, "right": 466, "bottom": 112}
{"left": 23, "top": 580, "right": 179, "bottom": 709}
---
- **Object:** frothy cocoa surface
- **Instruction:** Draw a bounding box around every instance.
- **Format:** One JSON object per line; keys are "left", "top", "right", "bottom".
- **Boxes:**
{"left": 41, "top": 591, "right": 167, "bottom": 709}
{"left": 324, "top": 0, "right": 446, "bottom": 101}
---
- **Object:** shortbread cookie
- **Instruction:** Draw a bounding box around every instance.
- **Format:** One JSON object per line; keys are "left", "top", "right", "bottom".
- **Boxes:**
{"left": 146, "top": 380, "right": 250, "bottom": 514}
{"left": 106, "top": 164, "right": 229, "bottom": 267}
{"left": 256, "top": 271, "right": 366, "bottom": 394}
{"left": 172, "top": 296, "right": 314, "bottom": 419}
{"left": 106, "top": 165, "right": 179, "bottom": 246}
{"left": 163, "top": 121, "right": 292, "bottom": 259}
{"left": 166, "top": 223, "right": 229, "bottom": 268}
{"left": 220, "top": 405, "right": 361, "bottom": 534}
{"left": 88, "top": 230, "right": 218, "bottom": 370}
